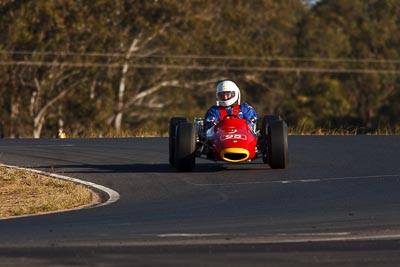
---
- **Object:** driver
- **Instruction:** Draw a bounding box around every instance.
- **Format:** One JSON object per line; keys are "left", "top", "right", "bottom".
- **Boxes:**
{"left": 205, "top": 80, "right": 258, "bottom": 130}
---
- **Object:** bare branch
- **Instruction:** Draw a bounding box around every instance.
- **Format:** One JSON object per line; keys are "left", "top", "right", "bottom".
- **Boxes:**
{"left": 34, "top": 77, "right": 42, "bottom": 93}
{"left": 34, "top": 89, "right": 68, "bottom": 124}
{"left": 178, "top": 77, "right": 225, "bottom": 90}
{"left": 138, "top": 23, "right": 170, "bottom": 50}
{"left": 133, "top": 80, "right": 179, "bottom": 101}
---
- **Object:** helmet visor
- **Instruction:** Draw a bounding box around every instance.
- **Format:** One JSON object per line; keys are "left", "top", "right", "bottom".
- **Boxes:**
{"left": 217, "top": 91, "right": 235, "bottom": 101}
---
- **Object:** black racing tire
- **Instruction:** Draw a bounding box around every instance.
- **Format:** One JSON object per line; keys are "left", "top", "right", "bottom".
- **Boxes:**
{"left": 261, "top": 115, "right": 281, "bottom": 136}
{"left": 260, "top": 115, "right": 282, "bottom": 164}
{"left": 267, "top": 120, "right": 288, "bottom": 169}
{"left": 174, "top": 122, "right": 196, "bottom": 172}
{"left": 169, "top": 117, "right": 187, "bottom": 167}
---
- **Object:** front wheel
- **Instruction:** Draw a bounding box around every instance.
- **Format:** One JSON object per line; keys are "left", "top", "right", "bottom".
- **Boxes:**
{"left": 174, "top": 122, "right": 196, "bottom": 172}
{"left": 169, "top": 117, "right": 187, "bottom": 167}
{"left": 267, "top": 120, "right": 288, "bottom": 169}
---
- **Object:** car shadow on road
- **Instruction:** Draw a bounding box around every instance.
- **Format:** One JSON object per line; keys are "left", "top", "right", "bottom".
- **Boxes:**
{"left": 31, "top": 163, "right": 232, "bottom": 174}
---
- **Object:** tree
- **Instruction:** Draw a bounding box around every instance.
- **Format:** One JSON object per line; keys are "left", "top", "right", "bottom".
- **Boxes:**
{"left": 294, "top": 0, "right": 400, "bottom": 130}
{"left": 0, "top": 1, "right": 89, "bottom": 137}
{"left": 1, "top": 0, "right": 398, "bottom": 137}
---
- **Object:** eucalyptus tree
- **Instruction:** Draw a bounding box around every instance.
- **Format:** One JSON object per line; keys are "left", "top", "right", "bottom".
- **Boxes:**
{"left": 162, "top": 0, "right": 308, "bottom": 118}
{"left": 295, "top": 0, "right": 400, "bottom": 130}
{"left": 0, "top": 1, "right": 91, "bottom": 137}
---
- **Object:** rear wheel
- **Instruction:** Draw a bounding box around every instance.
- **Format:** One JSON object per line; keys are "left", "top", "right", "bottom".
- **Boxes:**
{"left": 174, "top": 122, "right": 196, "bottom": 172}
{"left": 169, "top": 117, "right": 187, "bottom": 166}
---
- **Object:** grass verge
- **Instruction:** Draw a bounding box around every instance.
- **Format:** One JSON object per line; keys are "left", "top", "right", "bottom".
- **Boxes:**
{"left": 0, "top": 166, "right": 96, "bottom": 219}
{"left": 67, "top": 125, "right": 399, "bottom": 138}
{"left": 288, "top": 127, "right": 398, "bottom": 135}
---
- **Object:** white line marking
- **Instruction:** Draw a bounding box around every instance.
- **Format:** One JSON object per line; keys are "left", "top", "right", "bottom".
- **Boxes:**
{"left": 30, "top": 231, "right": 400, "bottom": 247}
{"left": 155, "top": 231, "right": 400, "bottom": 244}
{"left": 191, "top": 174, "right": 400, "bottom": 186}
{"left": 273, "top": 233, "right": 400, "bottom": 243}
{"left": 158, "top": 232, "right": 351, "bottom": 238}
{"left": 0, "top": 163, "right": 120, "bottom": 208}
{"left": 299, "top": 179, "right": 321, "bottom": 183}
{"left": 158, "top": 233, "right": 225, "bottom": 238}
{"left": 277, "top": 232, "right": 351, "bottom": 237}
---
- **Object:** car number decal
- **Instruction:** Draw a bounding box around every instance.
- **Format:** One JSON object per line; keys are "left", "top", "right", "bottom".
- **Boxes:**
{"left": 220, "top": 134, "right": 247, "bottom": 141}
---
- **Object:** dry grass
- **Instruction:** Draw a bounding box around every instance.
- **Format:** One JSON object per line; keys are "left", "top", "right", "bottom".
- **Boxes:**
{"left": 288, "top": 126, "right": 398, "bottom": 136}
{"left": 0, "top": 166, "right": 94, "bottom": 219}
{"left": 60, "top": 122, "right": 399, "bottom": 138}
{"left": 74, "top": 128, "right": 165, "bottom": 138}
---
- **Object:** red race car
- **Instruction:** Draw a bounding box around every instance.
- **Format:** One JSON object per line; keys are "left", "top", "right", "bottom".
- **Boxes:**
{"left": 169, "top": 115, "right": 288, "bottom": 171}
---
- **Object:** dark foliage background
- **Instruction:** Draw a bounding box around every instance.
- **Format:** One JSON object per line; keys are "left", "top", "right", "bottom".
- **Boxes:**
{"left": 0, "top": 0, "right": 399, "bottom": 137}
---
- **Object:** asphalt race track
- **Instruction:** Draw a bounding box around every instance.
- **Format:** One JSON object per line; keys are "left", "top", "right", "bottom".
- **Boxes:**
{"left": 0, "top": 136, "right": 400, "bottom": 266}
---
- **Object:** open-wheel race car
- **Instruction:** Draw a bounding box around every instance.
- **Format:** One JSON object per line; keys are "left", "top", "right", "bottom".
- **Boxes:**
{"left": 169, "top": 114, "right": 288, "bottom": 171}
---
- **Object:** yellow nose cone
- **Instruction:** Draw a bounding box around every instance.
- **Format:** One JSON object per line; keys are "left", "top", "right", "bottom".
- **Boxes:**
{"left": 220, "top": 148, "right": 250, "bottom": 163}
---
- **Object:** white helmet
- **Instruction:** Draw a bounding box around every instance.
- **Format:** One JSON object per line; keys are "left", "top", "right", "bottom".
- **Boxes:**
{"left": 216, "top": 80, "right": 241, "bottom": 107}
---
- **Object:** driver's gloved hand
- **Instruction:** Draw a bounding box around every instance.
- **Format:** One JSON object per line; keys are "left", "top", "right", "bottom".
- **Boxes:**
{"left": 205, "top": 116, "right": 216, "bottom": 129}
{"left": 249, "top": 117, "right": 257, "bottom": 132}
{"left": 206, "top": 116, "right": 216, "bottom": 123}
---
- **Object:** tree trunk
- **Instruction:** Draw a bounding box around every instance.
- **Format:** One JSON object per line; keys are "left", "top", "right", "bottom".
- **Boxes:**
{"left": 31, "top": 90, "right": 68, "bottom": 138}
{"left": 114, "top": 38, "right": 140, "bottom": 132}
{"left": 9, "top": 100, "right": 19, "bottom": 138}
{"left": 33, "top": 115, "right": 45, "bottom": 138}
